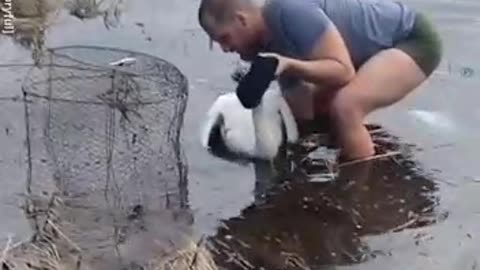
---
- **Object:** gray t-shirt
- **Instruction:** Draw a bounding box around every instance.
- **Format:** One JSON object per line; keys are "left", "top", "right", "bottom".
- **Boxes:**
{"left": 262, "top": 0, "right": 417, "bottom": 87}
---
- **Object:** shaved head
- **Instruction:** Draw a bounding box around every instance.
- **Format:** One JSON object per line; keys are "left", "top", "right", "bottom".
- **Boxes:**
{"left": 198, "top": 0, "right": 268, "bottom": 60}
{"left": 198, "top": 0, "right": 264, "bottom": 34}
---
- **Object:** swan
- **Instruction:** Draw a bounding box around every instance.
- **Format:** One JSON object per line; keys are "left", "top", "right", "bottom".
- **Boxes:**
{"left": 200, "top": 86, "right": 299, "bottom": 162}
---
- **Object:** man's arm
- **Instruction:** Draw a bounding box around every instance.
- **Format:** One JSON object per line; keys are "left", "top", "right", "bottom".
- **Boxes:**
{"left": 278, "top": 1, "right": 355, "bottom": 88}
{"left": 285, "top": 27, "right": 356, "bottom": 88}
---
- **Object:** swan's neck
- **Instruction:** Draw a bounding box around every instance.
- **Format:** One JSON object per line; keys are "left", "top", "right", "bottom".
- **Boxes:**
{"left": 251, "top": 93, "right": 284, "bottom": 159}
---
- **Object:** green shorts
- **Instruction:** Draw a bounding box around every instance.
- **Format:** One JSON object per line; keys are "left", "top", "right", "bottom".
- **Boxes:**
{"left": 394, "top": 12, "right": 443, "bottom": 76}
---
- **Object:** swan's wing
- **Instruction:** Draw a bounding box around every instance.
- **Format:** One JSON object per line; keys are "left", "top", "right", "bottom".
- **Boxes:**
{"left": 217, "top": 94, "right": 256, "bottom": 157}
{"left": 223, "top": 119, "right": 256, "bottom": 157}
{"left": 278, "top": 96, "right": 299, "bottom": 143}
{"left": 200, "top": 94, "right": 233, "bottom": 148}
{"left": 200, "top": 92, "right": 258, "bottom": 157}
{"left": 200, "top": 108, "right": 222, "bottom": 148}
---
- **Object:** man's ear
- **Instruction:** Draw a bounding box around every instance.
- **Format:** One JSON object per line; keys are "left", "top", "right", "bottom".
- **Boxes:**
{"left": 234, "top": 11, "right": 249, "bottom": 27}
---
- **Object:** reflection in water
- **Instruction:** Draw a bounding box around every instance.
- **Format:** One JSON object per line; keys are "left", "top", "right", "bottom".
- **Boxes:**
{"left": 0, "top": 0, "right": 124, "bottom": 63}
{"left": 1, "top": 0, "right": 62, "bottom": 61}
{"left": 65, "top": 0, "right": 124, "bottom": 29}
{"left": 205, "top": 124, "right": 446, "bottom": 269}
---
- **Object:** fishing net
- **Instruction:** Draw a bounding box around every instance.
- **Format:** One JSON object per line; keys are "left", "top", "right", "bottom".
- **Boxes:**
{"left": 3, "top": 45, "right": 215, "bottom": 269}
{"left": 22, "top": 45, "right": 189, "bottom": 211}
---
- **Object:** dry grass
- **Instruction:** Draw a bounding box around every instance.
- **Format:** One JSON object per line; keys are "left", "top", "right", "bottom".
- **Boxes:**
{"left": 338, "top": 151, "right": 402, "bottom": 168}
{"left": 1, "top": 191, "right": 219, "bottom": 270}
{"left": 2, "top": 193, "right": 81, "bottom": 270}
{"left": 0, "top": 0, "right": 63, "bottom": 63}
{"left": 2, "top": 237, "right": 219, "bottom": 270}
{"left": 149, "top": 238, "right": 218, "bottom": 270}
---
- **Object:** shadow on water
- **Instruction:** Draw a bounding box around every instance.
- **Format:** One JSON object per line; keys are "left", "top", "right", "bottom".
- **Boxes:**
{"left": 205, "top": 124, "right": 448, "bottom": 269}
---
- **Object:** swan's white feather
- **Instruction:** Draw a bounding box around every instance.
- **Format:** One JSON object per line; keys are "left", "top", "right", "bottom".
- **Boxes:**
{"left": 251, "top": 89, "right": 287, "bottom": 159}
{"left": 200, "top": 94, "right": 227, "bottom": 147}
{"left": 201, "top": 88, "right": 298, "bottom": 160}
{"left": 200, "top": 92, "right": 256, "bottom": 157}
{"left": 221, "top": 94, "right": 256, "bottom": 156}
{"left": 278, "top": 92, "right": 299, "bottom": 143}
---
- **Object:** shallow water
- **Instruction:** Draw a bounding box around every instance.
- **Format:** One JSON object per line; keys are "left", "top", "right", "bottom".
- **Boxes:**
{"left": 1, "top": 0, "right": 480, "bottom": 268}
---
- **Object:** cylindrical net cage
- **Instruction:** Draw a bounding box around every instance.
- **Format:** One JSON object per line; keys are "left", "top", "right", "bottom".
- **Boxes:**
{"left": 22, "top": 45, "right": 189, "bottom": 219}
{"left": 19, "top": 46, "right": 192, "bottom": 267}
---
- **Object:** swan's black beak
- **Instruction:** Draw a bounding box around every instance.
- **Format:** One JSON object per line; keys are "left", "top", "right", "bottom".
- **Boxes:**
{"left": 231, "top": 63, "right": 249, "bottom": 83}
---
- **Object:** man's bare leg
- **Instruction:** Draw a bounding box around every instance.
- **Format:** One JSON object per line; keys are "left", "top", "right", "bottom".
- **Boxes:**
{"left": 328, "top": 48, "right": 428, "bottom": 160}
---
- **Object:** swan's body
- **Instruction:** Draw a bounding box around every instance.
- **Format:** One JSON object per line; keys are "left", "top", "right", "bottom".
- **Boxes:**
{"left": 201, "top": 87, "right": 298, "bottom": 161}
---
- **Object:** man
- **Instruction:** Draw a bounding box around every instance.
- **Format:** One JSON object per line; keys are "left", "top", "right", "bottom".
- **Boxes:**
{"left": 198, "top": 0, "right": 442, "bottom": 161}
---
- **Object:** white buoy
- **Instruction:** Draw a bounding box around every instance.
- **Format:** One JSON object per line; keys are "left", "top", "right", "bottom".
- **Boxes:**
{"left": 201, "top": 87, "right": 298, "bottom": 161}
{"left": 109, "top": 57, "right": 137, "bottom": 66}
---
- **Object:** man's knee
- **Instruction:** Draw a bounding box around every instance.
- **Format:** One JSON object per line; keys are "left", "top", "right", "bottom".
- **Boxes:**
{"left": 329, "top": 90, "right": 363, "bottom": 122}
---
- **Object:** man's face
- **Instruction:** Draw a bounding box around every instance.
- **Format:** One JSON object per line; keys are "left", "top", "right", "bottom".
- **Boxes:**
{"left": 208, "top": 13, "right": 262, "bottom": 61}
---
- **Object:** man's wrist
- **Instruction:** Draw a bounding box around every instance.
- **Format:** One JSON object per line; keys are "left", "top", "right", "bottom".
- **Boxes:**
{"left": 282, "top": 58, "right": 305, "bottom": 78}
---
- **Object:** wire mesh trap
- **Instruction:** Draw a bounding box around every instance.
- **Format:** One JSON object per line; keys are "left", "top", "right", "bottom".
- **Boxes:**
{"left": 14, "top": 45, "right": 196, "bottom": 268}
{"left": 22, "top": 45, "right": 189, "bottom": 210}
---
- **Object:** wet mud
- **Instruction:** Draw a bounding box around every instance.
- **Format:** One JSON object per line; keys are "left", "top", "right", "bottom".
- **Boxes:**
{"left": 205, "top": 125, "right": 448, "bottom": 269}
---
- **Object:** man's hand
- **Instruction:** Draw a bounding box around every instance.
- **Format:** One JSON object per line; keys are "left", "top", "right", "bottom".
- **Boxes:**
{"left": 258, "top": 52, "right": 293, "bottom": 77}
{"left": 235, "top": 55, "right": 279, "bottom": 109}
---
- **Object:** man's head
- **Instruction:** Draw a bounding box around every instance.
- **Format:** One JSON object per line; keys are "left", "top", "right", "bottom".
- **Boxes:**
{"left": 198, "top": 0, "right": 268, "bottom": 61}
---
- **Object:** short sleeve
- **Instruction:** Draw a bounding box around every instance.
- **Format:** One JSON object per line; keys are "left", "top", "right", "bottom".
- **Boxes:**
{"left": 278, "top": 0, "right": 333, "bottom": 57}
